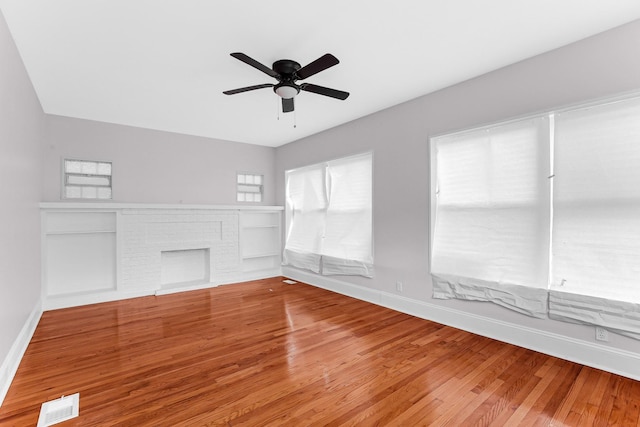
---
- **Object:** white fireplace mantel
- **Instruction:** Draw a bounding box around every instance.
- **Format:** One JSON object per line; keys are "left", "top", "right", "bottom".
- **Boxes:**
{"left": 40, "top": 203, "right": 283, "bottom": 310}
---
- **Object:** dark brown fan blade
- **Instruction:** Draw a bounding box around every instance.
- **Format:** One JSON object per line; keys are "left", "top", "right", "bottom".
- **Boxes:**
{"left": 282, "top": 98, "right": 294, "bottom": 113}
{"left": 223, "top": 83, "right": 273, "bottom": 95}
{"left": 230, "top": 53, "right": 279, "bottom": 78}
{"left": 300, "top": 83, "right": 349, "bottom": 100}
{"left": 296, "top": 54, "right": 339, "bottom": 80}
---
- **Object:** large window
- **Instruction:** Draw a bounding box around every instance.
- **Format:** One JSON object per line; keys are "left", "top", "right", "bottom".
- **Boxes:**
{"left": 284, "top": 152, "right": 373, "bottom": 277}
{"left": 550, "top": 96, "right": 640, "bottom": 338}
{"left": 431, "top": 94, "right": 640, "bottom": 337}
{"left": 431, "top": 117, "right": 551, "bottom": 317}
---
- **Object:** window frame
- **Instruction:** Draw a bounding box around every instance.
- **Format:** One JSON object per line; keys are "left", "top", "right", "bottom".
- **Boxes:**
{"left": 284, "top": 152, "right": 374, "bottom": 277}
{"left": 429, "top": 89, "right": 640, "bottom": 273}
{"left": 429, "top": 90, "right": 640, "bottom": 336}
{"left": 429, "top": 117, "right": 551, "bottom": 317}
{"left": 236, "top": 172, "right": 264, "bottom": 203}
{"left": 62, "top": 158, "right": 113, "bottom": 200}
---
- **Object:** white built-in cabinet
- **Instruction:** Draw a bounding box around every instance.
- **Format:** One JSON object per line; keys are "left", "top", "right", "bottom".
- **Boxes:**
{"left": 240, "top": 211, "right": 282, "bottom": 275}
{"left": 44, "top": 211, "right": 117, "bottom": 296}
{"left": 40, "top": 203, "right": 283, "bottom": 310}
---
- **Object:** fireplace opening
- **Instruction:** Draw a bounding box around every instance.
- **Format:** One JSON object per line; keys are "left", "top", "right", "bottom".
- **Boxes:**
{"left": 160, "top": 248, "right": 211, "bottom": 289}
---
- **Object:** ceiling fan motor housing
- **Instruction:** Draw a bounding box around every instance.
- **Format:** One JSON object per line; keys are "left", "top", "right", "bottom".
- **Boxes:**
{"left": 272, "top": 59, "right": 301, "bottom": 79}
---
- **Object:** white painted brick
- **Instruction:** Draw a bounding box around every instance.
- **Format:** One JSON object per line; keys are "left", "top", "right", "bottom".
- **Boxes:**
{"left": 120, "top": 209, "right": 240, "bottom": 291}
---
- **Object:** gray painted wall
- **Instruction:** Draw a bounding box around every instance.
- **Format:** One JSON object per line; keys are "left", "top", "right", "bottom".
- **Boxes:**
{"left": 43, "top": 116, "right": 276, "bottom": 205}
{"left": 0, "top": 9, "right": 44, "bottom": 367}
{"left": 275, "top": 20, "right": 640, "bottom": 353}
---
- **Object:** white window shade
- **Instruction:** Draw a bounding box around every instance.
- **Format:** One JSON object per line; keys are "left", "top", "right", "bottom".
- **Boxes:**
{"left": 284, "top": 153, "right": 373, "bottom": 277}
{"left": 322, "top": 155, "right": 373, "bottom": 274}
{"left": 431, "top": 117, "right": 550, "bottom": 317}
{"left": 283, "top": 164, "right": 326, "bottom": 272}
{"left": 550, "top": 97, "right": 640, "bottom": 332}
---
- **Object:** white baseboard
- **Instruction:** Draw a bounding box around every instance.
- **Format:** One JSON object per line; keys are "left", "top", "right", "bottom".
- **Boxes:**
{"left": 236, "top": 268, "right": 283, "bottom": 284}
{"left": 0, "top": 300, "right": 43, "bottom": 408}
{"left": 282, "top": 267, "right": 640, "bottom": 381}
{"left": 43, "top": 269, "right": 283, "bottom": 310}
{"left": 43, "top": 289, "right": 156, "bottom": 310}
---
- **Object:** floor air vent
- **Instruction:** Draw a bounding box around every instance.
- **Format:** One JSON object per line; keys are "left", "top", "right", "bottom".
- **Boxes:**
{"left": 37, "top": 393, "right": 79, "bottom": 427}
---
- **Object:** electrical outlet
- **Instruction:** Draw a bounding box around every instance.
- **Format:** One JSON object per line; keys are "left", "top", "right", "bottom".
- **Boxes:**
{"left": 395, "top": 281, "right": 403, "bottom": 292}
{"left": 595, "top": 327, "right": 609, "bottom": 342}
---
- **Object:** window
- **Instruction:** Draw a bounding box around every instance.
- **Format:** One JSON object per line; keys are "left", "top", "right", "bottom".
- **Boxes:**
{"left": 237, "top": 173, "right": 263, "bottom": 202}
{"left": 550, "top": 96, "right": 640, "bottom": 338}
{"left": 431, "top": 117, "right": 551, "bottom": 317}
{"left": 284, "top": 152, "right": 373, "bottom": 277}
{"left": 431, "top": 94, "right": 640, "bottom": 337}
{"left": 63, "top": 159, "right": 112, "bottom": 200}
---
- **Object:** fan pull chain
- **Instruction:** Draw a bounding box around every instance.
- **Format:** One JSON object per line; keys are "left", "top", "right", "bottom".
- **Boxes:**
{"left": 294, "top": 108, "right": 297, "bottom": 128}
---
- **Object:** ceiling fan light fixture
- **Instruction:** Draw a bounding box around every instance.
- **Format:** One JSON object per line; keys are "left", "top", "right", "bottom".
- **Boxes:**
{"left": 274, "top": 84, "right": 299, "bottom": 99}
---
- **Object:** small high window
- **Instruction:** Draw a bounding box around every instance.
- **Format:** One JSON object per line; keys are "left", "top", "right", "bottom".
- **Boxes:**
{"left": 237, "top": 173, "right": 263, "bottom": 202}
{"left": 63, "top": 159, "right": 112, "bottom": 200}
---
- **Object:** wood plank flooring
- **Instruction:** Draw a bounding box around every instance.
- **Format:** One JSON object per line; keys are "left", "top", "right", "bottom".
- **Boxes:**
{"left": 2, "top": 277, "right": 640, "bottom": 426}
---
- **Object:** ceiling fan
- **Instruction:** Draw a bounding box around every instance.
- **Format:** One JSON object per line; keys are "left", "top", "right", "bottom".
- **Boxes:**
{"left": 223, "top": 52, "right": 349, "bottom": 113}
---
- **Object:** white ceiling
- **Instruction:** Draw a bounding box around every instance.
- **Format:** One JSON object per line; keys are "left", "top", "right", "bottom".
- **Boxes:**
{"left": 2, "top": 1, "right": 640, "bottom": 147}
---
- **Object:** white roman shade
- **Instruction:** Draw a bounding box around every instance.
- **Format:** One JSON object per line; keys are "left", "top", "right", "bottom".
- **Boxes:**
{"left": 283, "top": 163, "right": 326, "bottom": 273}
{"left": 550, "top": 96, "right": 640, "bottom": 336}
{"left": 431, "top": 117, "right": 550, "bottom": 317}
{"left": 284, "top": 153, "right": 373, "bottom": 277}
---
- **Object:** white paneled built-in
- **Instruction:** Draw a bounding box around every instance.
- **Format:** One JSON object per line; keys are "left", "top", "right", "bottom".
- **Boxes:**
{"left": 41, "top": 203, "right": 283, "bottom": 309}
{"left": 240, "top": 211, "right": 281, "bottom": 275}
{"left": 44, "top": 211, "right": 116, "bottom": 296}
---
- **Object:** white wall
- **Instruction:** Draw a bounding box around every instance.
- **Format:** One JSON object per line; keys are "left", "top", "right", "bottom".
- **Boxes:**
{"left": 0, "top": 8, "right": 45, "bottom": 399}
{"left": 43, "top": 115, "right": 276, "bottom": 205}
{"left": 275, "top": 21, "right": 640, "bottom": 369}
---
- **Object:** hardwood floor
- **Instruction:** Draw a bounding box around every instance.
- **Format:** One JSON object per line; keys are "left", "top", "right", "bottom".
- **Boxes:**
{"left": 2, "top": 277, "right": 640, "bottom": 426}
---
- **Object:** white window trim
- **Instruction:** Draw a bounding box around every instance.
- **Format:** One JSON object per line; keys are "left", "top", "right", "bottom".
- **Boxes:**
{"left": 430, "top": 116, "right": 551, "bottom": 318}
{"left": 429, "top": 89, "right": 640, "bottom": 274}
{"left": 284, "top": 151, "right": 374, "bottom": 278}
{"left": 236, "top": 172, "right": 263, "bottom": 203}
{"left": 62, "top": 158, "right": 113, "bottom": 200}
{"left": 429, "top": 90, "right": 640, "bottom": 338}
